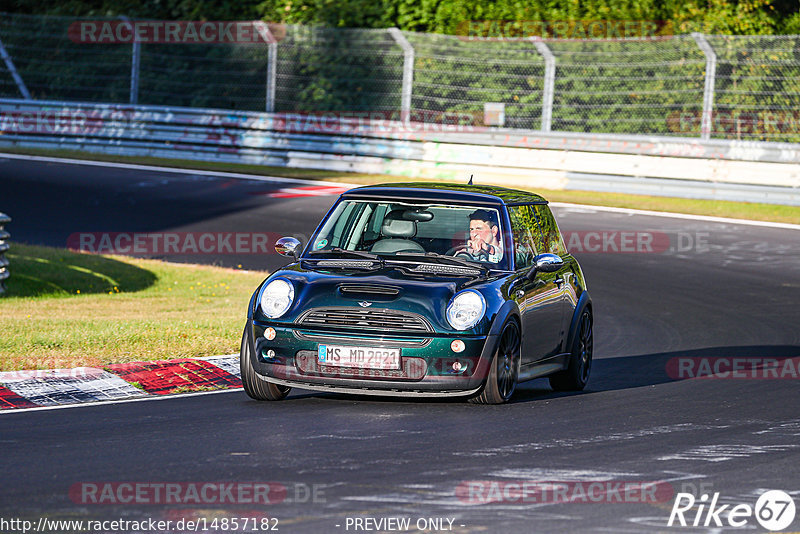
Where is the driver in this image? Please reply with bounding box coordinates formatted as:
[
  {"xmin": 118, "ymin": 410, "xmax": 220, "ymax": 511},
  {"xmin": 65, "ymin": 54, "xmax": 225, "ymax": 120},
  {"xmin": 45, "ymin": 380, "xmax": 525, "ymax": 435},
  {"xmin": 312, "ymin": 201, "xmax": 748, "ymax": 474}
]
[{"xmin": 467, "ymin": 209, "xmax": 503, "ymax": 262}]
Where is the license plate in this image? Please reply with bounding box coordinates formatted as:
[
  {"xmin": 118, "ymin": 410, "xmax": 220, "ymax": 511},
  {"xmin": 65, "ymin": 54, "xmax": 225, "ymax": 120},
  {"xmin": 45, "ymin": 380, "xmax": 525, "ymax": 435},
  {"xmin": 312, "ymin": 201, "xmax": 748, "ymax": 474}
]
[{"xmin": 317, "ymin": 344, "xmax": 401, "ymax": 370}]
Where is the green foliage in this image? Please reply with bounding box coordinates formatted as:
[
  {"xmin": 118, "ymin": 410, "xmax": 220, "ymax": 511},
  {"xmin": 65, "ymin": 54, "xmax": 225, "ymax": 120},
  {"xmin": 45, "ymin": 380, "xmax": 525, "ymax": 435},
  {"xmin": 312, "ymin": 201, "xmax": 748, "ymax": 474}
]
[
  {"xmin": 1, "ymin": 1, "xmax": 797, "ymax": 140},
  {"xmin": 5, "ymin": 0, "xmax": 797, "ymax": 35}
]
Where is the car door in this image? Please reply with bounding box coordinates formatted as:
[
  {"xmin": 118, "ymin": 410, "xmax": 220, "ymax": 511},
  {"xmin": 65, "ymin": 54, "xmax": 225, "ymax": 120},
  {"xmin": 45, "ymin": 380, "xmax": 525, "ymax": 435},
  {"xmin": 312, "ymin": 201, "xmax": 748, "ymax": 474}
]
[
  {"xmin": 508, "ymin": 204, "xmax": 564, "ymax": 365},
  {"xmin": 532, "ymin": 204, "xmax": 572, "ymax": 356}
]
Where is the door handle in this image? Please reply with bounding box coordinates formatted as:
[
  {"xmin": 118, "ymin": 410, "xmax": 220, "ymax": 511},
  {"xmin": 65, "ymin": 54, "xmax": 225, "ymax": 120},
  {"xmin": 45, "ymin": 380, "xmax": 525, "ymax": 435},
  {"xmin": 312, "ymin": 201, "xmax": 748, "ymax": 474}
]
[{"xmin": 554, "ymin": 278, "xmax": 564, "ymax": 287}]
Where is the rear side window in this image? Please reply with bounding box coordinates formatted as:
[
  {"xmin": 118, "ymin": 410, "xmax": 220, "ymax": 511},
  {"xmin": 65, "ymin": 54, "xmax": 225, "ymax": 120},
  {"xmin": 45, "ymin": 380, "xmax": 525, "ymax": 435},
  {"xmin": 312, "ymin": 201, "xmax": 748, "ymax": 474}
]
[
  {"xmin": 507, "ymin": 205, "xmax": 540, "ymax": 269},
  {"xmin": 533, "ymin": 205, "xmax": 568, "ymax": 256}
]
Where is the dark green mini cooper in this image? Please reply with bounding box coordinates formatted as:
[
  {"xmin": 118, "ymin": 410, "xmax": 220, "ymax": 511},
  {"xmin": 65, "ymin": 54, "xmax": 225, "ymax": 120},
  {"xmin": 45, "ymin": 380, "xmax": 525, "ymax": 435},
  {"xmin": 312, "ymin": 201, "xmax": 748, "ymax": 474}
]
[{"xmin": 240, "ymin": 183, "xmax": 592, "ymax": 404}]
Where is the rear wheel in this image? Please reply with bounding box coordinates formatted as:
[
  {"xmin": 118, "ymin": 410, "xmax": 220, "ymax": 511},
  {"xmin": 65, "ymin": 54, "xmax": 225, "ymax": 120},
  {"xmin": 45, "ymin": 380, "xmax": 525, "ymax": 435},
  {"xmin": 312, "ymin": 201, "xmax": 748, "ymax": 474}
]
[
  {"xmin": 470, "ymin": 320, "xmax": 521, "ymax": 404},
  {"xmin": 549, "ymin": 309, "xmax": 593, "ymax": 391},
  {"xmin": 240, "ymin": 327, "xmax": 291, "ymax": 401}
]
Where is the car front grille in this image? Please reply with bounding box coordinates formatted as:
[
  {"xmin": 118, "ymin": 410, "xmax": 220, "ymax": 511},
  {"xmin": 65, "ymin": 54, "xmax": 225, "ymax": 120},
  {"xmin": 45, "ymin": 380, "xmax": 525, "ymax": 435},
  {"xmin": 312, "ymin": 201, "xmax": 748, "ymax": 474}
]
[{"xmin": 297, "ymin": 307, "xmax": 433, "ymax": 333}]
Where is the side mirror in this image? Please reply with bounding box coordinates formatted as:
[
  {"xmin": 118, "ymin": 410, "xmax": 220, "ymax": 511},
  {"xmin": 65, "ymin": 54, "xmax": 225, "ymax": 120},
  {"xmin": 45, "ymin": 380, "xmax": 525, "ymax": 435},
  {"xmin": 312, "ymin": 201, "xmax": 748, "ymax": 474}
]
[
  {"xmin": 534, "ymin": 253, "xmax": 563, "ymax": 272},
  {"xmin": 527, "ymin": 253, "xmax": 563, "ymax": 278},
  {"xmin": 275, "ymin": 237, "xmax": 302, "ymax": 259}
]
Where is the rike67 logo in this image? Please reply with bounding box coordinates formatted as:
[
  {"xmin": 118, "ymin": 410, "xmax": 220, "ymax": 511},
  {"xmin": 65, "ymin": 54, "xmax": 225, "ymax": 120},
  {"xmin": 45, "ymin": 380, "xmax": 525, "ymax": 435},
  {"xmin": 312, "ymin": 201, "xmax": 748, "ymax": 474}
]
[{"xmin": 668, "ymin": 490, "xmax": 796, "ymax": 531}]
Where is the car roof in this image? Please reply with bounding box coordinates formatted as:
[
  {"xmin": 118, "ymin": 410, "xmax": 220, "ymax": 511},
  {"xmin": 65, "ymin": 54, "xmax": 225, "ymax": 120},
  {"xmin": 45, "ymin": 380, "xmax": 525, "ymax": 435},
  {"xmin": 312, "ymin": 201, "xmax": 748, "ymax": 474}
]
[{"xmin": 342, "ymin": 182, "xmax": 548, "ymax": 206}]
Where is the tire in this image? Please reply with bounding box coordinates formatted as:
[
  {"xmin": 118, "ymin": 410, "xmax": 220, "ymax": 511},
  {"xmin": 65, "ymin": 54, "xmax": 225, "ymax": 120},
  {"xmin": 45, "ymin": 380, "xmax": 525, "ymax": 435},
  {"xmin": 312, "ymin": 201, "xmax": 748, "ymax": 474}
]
[
  {"xmin": 470, "ymin": 320, "xmax": 521, "ymax": 404},
  {"xmin": 549, "ymin": 308, "xmax": 593, "ymax": 391},
  {"xmin": 240, "ymin": 326, "xmax": 291, "ymax": 401}
]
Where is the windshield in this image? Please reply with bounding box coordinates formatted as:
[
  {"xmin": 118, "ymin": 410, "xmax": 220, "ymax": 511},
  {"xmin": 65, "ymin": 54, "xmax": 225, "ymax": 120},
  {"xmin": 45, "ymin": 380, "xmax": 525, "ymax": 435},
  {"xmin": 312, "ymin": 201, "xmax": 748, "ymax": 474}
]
[{"xmin": 305, "ymin": 200, "xmax": 510, "ymax": 270}]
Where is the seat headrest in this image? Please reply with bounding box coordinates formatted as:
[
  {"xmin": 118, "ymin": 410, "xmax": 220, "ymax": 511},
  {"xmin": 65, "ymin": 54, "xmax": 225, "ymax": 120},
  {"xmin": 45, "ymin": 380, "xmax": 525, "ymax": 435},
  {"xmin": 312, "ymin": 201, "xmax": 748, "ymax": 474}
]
[{"xmin": 381, "ymin": 210, "xmax": 416, "ymax": 238}]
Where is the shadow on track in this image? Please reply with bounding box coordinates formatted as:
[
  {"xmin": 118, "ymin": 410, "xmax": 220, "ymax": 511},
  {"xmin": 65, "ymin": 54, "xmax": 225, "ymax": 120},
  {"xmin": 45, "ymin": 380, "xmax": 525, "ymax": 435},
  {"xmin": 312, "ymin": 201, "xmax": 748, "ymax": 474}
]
[
  {"xmin": 3, "ymin": 243, "xmax": 157, "ymax": 296},
  {"xmin": 513, "ymin": 344, "xmax": 800, "ymax": 403},
  {"xmin": 237, "ymin": 345, "xmax": 800, "ymax": 406}
]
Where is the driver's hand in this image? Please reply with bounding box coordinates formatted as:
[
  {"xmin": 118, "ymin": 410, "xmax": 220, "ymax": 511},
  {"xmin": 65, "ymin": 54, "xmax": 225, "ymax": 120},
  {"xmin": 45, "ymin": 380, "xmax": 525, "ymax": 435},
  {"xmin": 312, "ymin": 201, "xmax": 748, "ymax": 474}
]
[{"xmin": 468, "ymin": 237, "xmax": 485, "ymax": 254}]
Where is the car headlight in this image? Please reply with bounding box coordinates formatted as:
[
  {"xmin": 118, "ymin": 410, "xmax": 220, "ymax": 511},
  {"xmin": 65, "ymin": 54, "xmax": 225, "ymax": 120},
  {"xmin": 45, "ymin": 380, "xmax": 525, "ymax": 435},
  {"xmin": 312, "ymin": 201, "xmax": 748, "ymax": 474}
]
[
  {"xmin": 446, "ymin": 290, "xmax": 486, "ymax": 330},
  {"xmin": 259, "ymin": 278, "xmax": 294, "ymax": 318}
]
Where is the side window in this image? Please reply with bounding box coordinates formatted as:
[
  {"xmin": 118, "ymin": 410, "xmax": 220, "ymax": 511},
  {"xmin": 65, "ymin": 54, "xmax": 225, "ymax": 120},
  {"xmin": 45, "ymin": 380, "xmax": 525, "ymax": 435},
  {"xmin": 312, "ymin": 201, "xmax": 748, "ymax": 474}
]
[
  {"xmin": 360, "ymin": 203, "xmax": 388, "ymax": 247},
  {"xmin": 507, "ymin": 205, "xmax": 541, "ymax": 269},
  {"xmin": 533, "ymin": 205, "xmax": 568, "ymax": 256},
  {"xmin": 329, "ymin": 202, "xmax": 367, "ymax": 248}
]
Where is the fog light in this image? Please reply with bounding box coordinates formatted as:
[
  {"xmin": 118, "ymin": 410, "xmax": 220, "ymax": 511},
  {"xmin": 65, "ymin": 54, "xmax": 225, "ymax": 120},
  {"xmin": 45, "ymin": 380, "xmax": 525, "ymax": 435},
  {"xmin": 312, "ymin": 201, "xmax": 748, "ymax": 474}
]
[
  {"xmin": 451, "ymin": 339, "xmax": 465, "ymax": 353},
  {"xmin": 266, "ymin": 349, "xmax": 276, "ymax": 358},
  {"xmin": 264, "ymin": 327, "xmax": 276, "ymax": 341},
  {"xmin": 452, "ymin": 361, "xmax": 463, "ymax": 371}
]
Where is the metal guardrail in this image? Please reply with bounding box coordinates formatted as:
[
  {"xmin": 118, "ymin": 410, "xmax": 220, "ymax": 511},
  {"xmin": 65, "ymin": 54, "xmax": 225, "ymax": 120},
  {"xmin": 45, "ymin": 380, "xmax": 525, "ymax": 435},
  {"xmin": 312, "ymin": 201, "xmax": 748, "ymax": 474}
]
[
  {"xmin": 0, "ymin": 98, "xmax": 798, "ymax": 205},
  {"xmin": 0, "ymin": 212, "xmax": 10, "ymax": 295},
  {"xmin": 2, "ymin": 98, "xmax": 799, "ymax": 164}
]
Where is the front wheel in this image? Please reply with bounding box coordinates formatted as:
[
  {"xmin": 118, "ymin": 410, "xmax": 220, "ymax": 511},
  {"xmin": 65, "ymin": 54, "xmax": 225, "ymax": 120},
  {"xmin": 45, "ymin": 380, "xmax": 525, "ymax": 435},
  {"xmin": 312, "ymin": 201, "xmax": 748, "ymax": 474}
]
[
  {"xmin": 549, "ymin": 309, "xmax": 593, "ymax": 391},
  {"xmin": 240, "ymin": 326, "xmax": 291, "ymax": 401},
  {"xmin": 470, "ymin": 320, "xmax": 521, "ymax": 404}
]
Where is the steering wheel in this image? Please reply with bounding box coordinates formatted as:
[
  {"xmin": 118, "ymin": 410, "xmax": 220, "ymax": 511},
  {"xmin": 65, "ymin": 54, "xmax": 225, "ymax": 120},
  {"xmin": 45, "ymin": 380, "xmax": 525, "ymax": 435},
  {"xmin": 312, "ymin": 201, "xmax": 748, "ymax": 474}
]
[{"xmin": 445, "ymin": 244, "xmax": 488, "ymax": 261}]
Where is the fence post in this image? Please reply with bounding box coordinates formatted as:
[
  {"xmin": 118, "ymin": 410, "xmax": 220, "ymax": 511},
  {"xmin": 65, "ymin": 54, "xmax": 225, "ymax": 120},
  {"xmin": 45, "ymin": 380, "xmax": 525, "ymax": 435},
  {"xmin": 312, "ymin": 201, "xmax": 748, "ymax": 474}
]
[
  {"xmin": 130, "ymin": 41, "xmax": 141, "ymax": 104},
  {"xmin": 692, "ymin": 32, "xmax": 716, "ymax": 140},
  {"xmin": 255, "ymin": 22, "xmax": 278, "ymax": 112},
  {"xmin": 388, "ymin": 28, "xmax": 414, "ymax": 124},
  {"xmin": 0, "ymin": 37, "xmax": 31, "ymax": 100},
  {"xmin": 0, "ymin": 213, "xmax": 10, "ymax": 295},
  {"xmin": 266, "ymin": 42, "xmax": 277, "ymax": 112},
  {"xmin": 532, "ymin": 39, "xmax": 555, "ymax": 132},
  {"xmin": 119, "ymin": 17, "xmax": 140, "ymax": 104}
]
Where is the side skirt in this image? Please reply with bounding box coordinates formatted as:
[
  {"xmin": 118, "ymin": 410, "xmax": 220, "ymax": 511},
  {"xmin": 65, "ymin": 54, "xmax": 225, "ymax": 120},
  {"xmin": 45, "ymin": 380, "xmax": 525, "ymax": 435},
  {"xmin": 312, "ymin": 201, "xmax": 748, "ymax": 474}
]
[{"xmin": 518, "ymin": 353, "xmax": 570, "ymax": 382}]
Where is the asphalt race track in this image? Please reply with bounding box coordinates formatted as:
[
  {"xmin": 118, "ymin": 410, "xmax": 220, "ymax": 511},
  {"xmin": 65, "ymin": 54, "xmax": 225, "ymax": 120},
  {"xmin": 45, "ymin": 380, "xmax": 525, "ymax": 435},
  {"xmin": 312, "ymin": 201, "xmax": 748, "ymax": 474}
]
[{"xmin": 1, "ymin": 155, "xmax": 799, "ymax": 533}]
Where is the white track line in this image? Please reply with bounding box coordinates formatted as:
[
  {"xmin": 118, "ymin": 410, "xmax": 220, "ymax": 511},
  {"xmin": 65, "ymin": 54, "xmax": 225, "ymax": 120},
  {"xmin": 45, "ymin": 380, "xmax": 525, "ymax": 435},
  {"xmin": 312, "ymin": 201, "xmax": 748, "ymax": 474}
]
[
  {"xmin": 2, "ymin": 152, "xmax": 797, "ymax": 230},
  {"xmin": 551, "ymin": 202, "xmax": 800, "ymax": 231}
]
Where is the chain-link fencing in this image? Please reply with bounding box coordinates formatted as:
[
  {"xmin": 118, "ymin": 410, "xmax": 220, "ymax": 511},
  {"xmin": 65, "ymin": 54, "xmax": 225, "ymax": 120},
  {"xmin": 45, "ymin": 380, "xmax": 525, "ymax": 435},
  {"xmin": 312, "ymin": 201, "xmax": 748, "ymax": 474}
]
[{"xmin": 1, "ymin": 12, "xmax": 798, "ymax": 142}]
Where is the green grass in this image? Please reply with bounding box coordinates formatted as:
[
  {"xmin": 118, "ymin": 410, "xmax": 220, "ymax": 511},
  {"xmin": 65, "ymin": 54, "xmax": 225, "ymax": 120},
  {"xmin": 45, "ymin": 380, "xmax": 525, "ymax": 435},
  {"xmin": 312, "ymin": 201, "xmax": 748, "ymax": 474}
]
[
  {"xmin": 0, "ymin": 244, "xmax": 266, "ymax": 372},
  {"xmin": 3, "ymin": 146, "xmax": 798, "ymax": 224},
  {"xmin": 533, "ymin": 189, "xmax": 800, "ymax": 225}
]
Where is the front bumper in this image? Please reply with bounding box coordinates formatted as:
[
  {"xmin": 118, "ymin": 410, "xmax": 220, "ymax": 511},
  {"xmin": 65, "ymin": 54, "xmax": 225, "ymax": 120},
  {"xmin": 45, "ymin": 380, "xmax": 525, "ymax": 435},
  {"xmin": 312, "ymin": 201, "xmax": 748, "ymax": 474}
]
[{"xmin": 246, "ymin": 320, "xmax": 496, "ymax": 396}]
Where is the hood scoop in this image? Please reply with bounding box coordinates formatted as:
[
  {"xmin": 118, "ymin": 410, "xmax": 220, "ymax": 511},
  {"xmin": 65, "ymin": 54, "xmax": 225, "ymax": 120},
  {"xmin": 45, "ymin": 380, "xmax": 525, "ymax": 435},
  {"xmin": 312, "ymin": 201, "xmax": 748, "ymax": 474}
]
[{"xmin": 338, "ymin": 284, "xmax": 401, "ymax": 300}]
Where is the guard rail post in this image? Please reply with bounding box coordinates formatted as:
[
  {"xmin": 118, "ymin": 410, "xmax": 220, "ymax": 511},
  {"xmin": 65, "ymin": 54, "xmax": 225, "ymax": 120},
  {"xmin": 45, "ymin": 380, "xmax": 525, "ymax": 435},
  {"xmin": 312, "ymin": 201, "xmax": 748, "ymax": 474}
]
[
  {"xmin": 0, "ymin": 213, "xmax": 10, "ymax": 295},
  {"xmin": 388, "ymin": 28, "xmax": 414, "ymax": 125},
  {"xmin": 254, "ymin": 22, "xmax": 278, "ymax": 112},
  {"xmin": 531, "ymin": 38, "xmax": 555, "ymax": 132},
  {"xmin": 0, "ymin": 37, "xmax": 31, "ymax": 100},
  {"xmin": 119, "ymin": 16, "xmax": 141, "ymax": 105},
  {"xmin": 692, "ymin": 32, "xmax": 717, "ymax": 141}
]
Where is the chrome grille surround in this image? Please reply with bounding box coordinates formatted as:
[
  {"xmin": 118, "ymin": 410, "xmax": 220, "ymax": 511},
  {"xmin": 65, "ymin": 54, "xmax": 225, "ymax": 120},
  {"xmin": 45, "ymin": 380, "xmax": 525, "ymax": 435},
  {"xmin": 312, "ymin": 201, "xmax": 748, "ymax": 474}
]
[
  {"xmin": 293, "ymin": 331, "xmax": 431, "ymax": 348},
  {"xmin": 296, "ymin": 306, "xmax": 433, "ymax": 333}
]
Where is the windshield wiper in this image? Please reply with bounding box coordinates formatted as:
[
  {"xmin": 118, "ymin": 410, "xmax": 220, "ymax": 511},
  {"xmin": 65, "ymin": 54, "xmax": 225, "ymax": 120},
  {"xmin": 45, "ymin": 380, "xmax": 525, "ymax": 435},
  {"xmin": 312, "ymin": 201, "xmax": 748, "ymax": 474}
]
[
  {"xmin": 394, "ymin": 252, "xmax": 489, "ymax": 273},
  {"xmin": 305, "ymin": 247, "xmax": 384, "ymax": 264}
]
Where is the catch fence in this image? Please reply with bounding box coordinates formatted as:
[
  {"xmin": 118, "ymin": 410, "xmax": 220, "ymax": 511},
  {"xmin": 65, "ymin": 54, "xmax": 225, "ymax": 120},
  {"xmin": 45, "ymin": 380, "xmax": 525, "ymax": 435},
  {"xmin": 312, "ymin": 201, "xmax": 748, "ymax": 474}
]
[{"xmin": 1, "ymin": 13, "xmax": 799, "ymax": 142}]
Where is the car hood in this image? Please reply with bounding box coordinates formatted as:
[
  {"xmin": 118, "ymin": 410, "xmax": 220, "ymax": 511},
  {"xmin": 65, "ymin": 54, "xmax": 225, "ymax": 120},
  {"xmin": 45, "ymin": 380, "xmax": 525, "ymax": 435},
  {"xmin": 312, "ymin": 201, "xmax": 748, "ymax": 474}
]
[{"xmin": 258, "ymin": 263, "xmax": 510, "ymax": 334}]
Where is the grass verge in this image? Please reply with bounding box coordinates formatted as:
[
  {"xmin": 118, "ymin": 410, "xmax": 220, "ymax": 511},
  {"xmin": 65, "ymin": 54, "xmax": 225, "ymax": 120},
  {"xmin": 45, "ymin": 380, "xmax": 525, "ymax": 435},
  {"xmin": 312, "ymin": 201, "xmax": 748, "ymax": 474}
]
[
  {"xmin": 0, "ymin": 243, "xmax": 266, "ymax": 372},
  {"xmin": 3, "ymin": 147, "xmax": 799, "ymax": 225}
]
